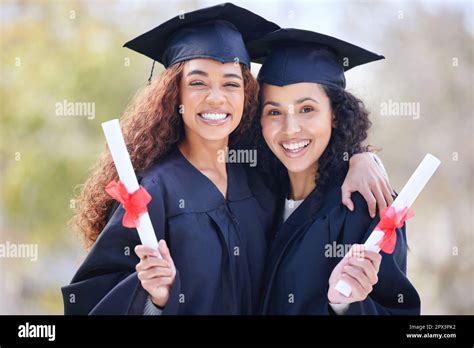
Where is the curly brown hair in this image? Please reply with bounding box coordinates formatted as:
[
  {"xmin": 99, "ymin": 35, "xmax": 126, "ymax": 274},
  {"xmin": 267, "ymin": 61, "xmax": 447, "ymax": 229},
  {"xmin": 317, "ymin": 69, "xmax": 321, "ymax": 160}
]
[
  {"xmin": 249, "ymin": 84, "xmax": 372, "ymax": 198},
  {"xmin": 72, "ymin": 62, "xmax": 259, "ymax": 248}
]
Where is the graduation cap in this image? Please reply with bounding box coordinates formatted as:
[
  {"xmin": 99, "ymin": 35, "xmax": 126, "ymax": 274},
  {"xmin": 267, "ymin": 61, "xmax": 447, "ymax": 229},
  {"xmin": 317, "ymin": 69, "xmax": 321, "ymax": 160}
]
[
  {"xmin": 123, "ymin": 2, "xmax": 280, "ymax": 72},
  {"xmin": 247, "ymin": 28, "xmax": 384, "ymax": 89}
]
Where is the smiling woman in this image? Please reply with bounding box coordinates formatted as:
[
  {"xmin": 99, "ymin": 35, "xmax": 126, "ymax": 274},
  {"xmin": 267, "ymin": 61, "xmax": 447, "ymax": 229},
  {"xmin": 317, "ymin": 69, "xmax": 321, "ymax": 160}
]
[
  {"xmin": 179, "ymin": 59, "xmax": 251, "ymax": 197},
  {"xmin": 180, "ymin": 59, "xmax": 245, "ymax": 142},
  {"xmin": 248, "ymin": 28, "xmax": 420, "ymax": 315},
  {"xmin": 261, "ymin": 83, "xmax": 334, "ymax": 176}
]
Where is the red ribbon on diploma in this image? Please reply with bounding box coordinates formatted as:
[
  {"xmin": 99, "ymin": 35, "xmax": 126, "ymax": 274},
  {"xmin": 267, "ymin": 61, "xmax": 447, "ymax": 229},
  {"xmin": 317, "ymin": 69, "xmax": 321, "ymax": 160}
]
[
  {"xmin": 376, "ymin": 206, "xmax": 414, "ymax": 254},
  {"xmin": 105, "ymin": 180, "xmax": 151, "ymax": 228}
]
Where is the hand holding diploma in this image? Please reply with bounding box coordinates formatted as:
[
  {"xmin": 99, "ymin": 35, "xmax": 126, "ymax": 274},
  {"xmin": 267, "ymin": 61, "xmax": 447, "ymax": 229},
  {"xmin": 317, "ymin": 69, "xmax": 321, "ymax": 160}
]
[
  {"xmin": 334, "ymin": 154, "xmax": 441, "ymax": 297},
  {"xmin": 135, "ymin": 241, "xmax": 177, "ymax": 308},
  {"xmin": 328, "ymin": 244, "xmax": 382, "ymax": 305},
  {"xmin": 102, "ymin": 119, "xmax": 173, "ymax": 306}
]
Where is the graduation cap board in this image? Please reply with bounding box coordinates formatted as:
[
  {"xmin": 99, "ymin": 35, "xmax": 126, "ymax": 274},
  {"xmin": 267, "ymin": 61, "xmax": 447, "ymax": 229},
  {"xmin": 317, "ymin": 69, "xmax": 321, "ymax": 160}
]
[
  {"xmin": 247, "ymin": 28, "xmax": 385, "ymax": 89},
  {"xmin": 123, "ymin": 3, "xmax": 280, "ymax": 69}
]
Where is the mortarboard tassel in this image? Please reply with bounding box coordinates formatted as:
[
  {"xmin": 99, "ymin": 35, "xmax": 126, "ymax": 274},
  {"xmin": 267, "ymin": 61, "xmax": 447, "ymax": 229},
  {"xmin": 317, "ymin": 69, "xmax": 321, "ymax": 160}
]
[{"xmin": 147, "ymin": 60, "xmax": 156, "ymax": 85}]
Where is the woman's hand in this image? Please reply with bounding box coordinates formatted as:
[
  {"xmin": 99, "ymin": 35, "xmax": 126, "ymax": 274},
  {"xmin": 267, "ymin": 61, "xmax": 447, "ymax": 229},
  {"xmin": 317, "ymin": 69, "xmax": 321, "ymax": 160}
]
[
  {"xmin": 328, "ymin": 244, "xmax": 382, "ymax": 304},
  {"xmin": 342, "ymin": 152, "xmax": 394, "ymax": 218},
  {"xmin": 135, "ymin": 240, "xmax": 176, "ymax": 308}
]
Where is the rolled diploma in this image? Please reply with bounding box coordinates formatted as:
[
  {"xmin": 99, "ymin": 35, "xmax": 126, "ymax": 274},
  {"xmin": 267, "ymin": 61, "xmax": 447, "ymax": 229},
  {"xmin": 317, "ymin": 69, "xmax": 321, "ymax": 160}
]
[
  {"xmin": 335, "ymin": 153, "xmax": 441, "ymax": 297},
  {"xmin": 102, "ymin": 119, "xmax": 160, "ymax": 252}
]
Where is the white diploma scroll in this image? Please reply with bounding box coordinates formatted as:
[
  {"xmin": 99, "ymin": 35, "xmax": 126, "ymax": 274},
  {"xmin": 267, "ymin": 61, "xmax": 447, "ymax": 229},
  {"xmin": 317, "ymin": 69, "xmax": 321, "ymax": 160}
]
[
  {"xmin": 102, "ymin": 119, "xmax": 160, "ymax": 252},
  {"xmin": 335, "ymin": 153, "xmax": 441, "ymax": 297}
]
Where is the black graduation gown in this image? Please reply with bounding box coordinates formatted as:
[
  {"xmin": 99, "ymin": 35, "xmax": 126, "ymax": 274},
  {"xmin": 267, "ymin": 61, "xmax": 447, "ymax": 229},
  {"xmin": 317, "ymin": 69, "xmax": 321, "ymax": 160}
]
[
  {"xmin": 62, "ymin": 148, "xmax": 277, "ymax": 315},
  {"xmin": 260, "ymin": 184, "xmax": 421, "ymax": 315}
]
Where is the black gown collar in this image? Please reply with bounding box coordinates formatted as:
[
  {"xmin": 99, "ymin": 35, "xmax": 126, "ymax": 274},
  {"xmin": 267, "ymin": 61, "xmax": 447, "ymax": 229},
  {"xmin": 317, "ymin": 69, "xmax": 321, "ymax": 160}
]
[
  {"xmin": 138, "ymin": 147, "xmax": 254, "ymax": 213},
  {"xmin": 175, "ymin": 147, "xmax": 253, "ymax": 201}
]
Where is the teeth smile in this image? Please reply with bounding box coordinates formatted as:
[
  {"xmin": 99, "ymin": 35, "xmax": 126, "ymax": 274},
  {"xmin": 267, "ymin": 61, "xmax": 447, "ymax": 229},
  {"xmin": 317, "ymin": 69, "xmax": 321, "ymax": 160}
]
[
  {"xmin": 281, "ymin": 140, "xmax": 311, "ymax": 152},
  {"xmin": 200, "ymin": 113, "xmax": 228, "ymax": 120}
]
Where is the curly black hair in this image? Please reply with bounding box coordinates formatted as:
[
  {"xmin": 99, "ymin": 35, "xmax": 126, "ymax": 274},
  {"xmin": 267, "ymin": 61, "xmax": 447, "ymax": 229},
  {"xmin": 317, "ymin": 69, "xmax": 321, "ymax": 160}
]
[{"xmin": 240, "ymin": 84, "xmax": 372, "ymax": 200}]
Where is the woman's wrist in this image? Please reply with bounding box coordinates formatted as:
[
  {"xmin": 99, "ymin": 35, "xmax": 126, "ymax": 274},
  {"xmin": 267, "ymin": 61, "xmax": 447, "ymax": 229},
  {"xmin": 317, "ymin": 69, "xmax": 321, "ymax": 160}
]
[{"xmin": 151, "ymin": 296, "xmax": 165, "ymax": 310}]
